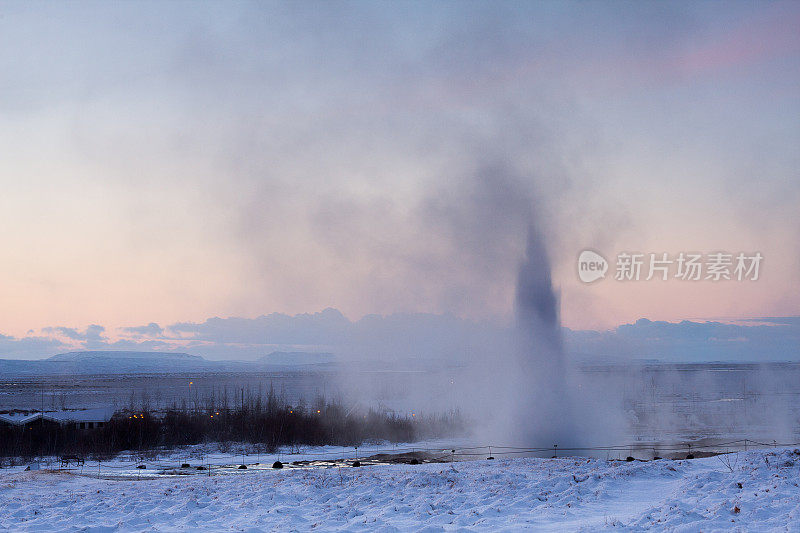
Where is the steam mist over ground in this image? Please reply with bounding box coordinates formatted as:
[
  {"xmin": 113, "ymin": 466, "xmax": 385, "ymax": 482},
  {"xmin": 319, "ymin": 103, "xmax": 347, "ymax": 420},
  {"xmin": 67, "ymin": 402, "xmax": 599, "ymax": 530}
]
[{"xmin": 330, "ymin": 164, "xmax": 615, "ymax": 448}]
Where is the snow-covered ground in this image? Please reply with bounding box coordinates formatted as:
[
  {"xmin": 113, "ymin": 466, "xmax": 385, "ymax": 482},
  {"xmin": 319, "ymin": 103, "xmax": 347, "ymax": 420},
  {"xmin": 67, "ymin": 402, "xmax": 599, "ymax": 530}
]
[{"xmin": 1, "ymin": 447, "xmax": 799, "ymax": 531}]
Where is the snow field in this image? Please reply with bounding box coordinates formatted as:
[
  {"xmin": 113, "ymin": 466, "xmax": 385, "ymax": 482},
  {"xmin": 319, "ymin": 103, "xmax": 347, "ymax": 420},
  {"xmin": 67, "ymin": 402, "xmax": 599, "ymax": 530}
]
[{"xmin": 1, "ymin": 448, "xmax": 799, "ymax": 531}]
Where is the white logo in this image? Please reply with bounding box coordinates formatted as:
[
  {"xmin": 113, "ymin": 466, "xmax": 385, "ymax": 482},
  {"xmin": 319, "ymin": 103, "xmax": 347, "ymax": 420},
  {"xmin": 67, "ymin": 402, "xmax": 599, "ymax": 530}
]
[{"xmin": 578, "ymin": 250, "xmax": 608, "ymax": 283}]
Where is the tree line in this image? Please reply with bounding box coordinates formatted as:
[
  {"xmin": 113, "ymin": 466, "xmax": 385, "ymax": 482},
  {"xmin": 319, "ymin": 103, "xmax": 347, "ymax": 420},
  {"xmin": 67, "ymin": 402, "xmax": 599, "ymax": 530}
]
[{"xmin": 0, "ymin": 389, "xmax": 463, "ymax": 460}]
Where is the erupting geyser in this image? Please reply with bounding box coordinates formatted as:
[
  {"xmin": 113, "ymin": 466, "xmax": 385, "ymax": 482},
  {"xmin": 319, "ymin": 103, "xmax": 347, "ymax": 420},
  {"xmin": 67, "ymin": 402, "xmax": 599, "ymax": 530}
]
[{"xmin": 511, "ymin": 225, "xmax": 577, "ymax": 447}]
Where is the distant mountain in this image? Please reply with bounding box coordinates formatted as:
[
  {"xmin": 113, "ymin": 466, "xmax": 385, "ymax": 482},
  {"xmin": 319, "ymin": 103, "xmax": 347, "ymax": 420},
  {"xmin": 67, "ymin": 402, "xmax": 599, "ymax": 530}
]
[
  {"xmin": 0, "ymin": 350, "xmax": 339, "ymax": 376},
  {"xmin": 258, "ymin": 351, "xmax": 335, "ymax": 366},
  {"xmin": 47, "ymin": 351, "xmax": 203, "ymax": 362},
  {"xmin": 0, "ymin": 351, "xmax": 216, "ymax": 375}
]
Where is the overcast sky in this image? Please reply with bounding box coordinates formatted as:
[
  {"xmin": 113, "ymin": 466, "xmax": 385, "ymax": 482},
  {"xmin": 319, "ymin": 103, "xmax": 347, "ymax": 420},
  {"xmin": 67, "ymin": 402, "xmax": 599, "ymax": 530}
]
[{"xmin": 1, "ymin": 1, "xmax": 798, "ymax": 348}]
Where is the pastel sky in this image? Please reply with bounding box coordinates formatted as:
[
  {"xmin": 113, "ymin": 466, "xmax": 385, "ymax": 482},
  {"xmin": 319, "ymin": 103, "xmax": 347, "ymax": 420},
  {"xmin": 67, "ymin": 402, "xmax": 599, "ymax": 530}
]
[{"xmin": 1, "ymin": 1, "xmax": 798, "ymax": 344}]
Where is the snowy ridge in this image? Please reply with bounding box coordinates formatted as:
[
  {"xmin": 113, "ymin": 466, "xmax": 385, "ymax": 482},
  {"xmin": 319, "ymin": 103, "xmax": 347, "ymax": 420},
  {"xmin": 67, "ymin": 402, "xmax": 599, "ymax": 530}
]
[{"xmin": 1, "ymin": 448, "xmax": 799, "ymax": 531}]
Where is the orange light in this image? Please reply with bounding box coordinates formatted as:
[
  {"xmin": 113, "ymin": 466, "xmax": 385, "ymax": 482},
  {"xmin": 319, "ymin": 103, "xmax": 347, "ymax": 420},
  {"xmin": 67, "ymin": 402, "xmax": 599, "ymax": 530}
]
[{"xmin": 317, "ymin": 410, "xmax": 321, "ymax": 414}]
